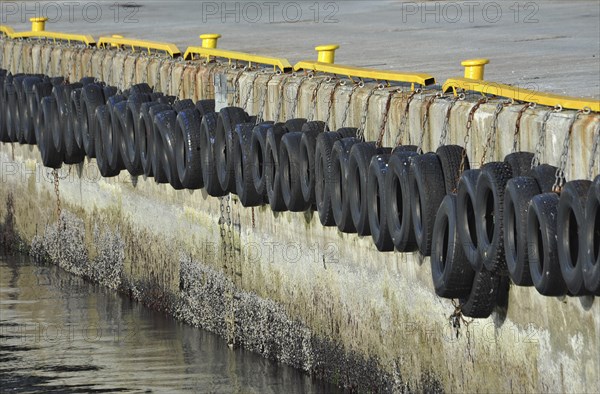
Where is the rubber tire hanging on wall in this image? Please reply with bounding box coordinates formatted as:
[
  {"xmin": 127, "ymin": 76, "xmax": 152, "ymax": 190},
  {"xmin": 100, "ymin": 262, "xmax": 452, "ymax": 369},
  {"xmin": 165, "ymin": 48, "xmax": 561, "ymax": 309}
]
[
  {"xmin": 195, "ymin": 99, "xmax": 215, "ymax": 117},
  {"xmin": 299, "ymin": 122, "xmax": 327, "ymax": 207},
  {"xmin": 527, "ymin": 193, "xmax": 568, "ymax": 296},
  {"xmin": 436, "ymin": 145, "xmax": 470, "ymax": 194},
  {"xmin": 557, "ymin": 180, "xmax": 592, "ymax": 296},
  {"xmin": 21, "ymin": 76, "xmax": 44, "ymax": 144},
  {"xmin": 475, "ymin": 161, "xmax": 514, "ymax": 274},
  {"xmin": 385, "ymin": 149, "xmax": 419, "ymax": 252},
  {"xmin": 61, "ymin": 83, "xmax": 85, "ymax": 164},
  {"xmin": 367, "ymin": 154, "xmax": 394, "ymax": 251},
  {"xmin": 233, "ymin": 122, "xmax": 263, "ymax": 207},
  {"xmin": 264, "ymin": 123, "xmax": 288, "ymax": 211},
  {"xmin": 154, "ymin": 109, "xmax": 184, "ymax": 190},
  {"xmin": 459, "ymin": 267, "xmax": 505, "ymax": 319},
  {"xmin": 139, "ymin": 102, "xmax": 167, "ymax": 178},
  {"xmin": 280, "ymin": 132, "xmax": 310, "ymax": 211},
  {"xmin": 215, "ymin": 107, "xmax": 249, "ymax": 193},
  {"xmin": 331, "ymin": 137, "xmax": 360, "ymax": 233},
  {"xmin": 80, "ymin": 83, "xmax": 106, "ymax": 158},
  {"xmin": 504, "ymin": 152, "xmax": 535, "ymax": 177},
  {"xmin": 120, "ymin": 93, "xmax": 151, "ymax": 176},
  {"xmin": 250, "ymin": 122, "xmax": 276, "ymax": 200},
  {"xmin": 409, "ymin": 152, "xmax": 446, "ymax": 256},
  {"xmin": 5, "ymin": 81, "xmax": 18, "ymax": 142},
  {"xmin": 503, "ymin": 176, "xmax": 541, "ymax": 286},
  {"xmin": 457, "ymin": 169, "xmax": 482, "ymax": 271},
  {"xmin": 94, "ymin": 105, "xmax": 121, "ymax": 178},
  {"xmin": 148, "ymin": 104, "xmax": 173, "ymax": 184},
  {"xmin": 39, "ymin": 96, "xmax": 62, "ymax": 169},
  {"xmin": 105, "ymin": 96, "xmax": 128, "ymax": 172},
  {"xmin": 175, "ymin": 108, "xmax": 204, "ymax": 189},
  {"xmin": 431, "ymin": 194, "xmax": 476, "ymax": 299},
  {"xmin": 200, "ymin": 112, "xmax": 227, "ymax": 197},
  {"xmin": 32, "ymin": 81, "xmax": 53, "ymax": 145},
  {"xmin": 315, "ymin": 132, "xmax": 344, "ymax": 226},
  {"xmin": 347, "ymin": 142, "xmax": 380, "ymax": 235},
  {"xmin": 583, "ymin": 176, "xmax": 600, "ymax": 294},
  {"xmin": 12, "ymin": 75, "xmax": 27, "ymax": 144}
]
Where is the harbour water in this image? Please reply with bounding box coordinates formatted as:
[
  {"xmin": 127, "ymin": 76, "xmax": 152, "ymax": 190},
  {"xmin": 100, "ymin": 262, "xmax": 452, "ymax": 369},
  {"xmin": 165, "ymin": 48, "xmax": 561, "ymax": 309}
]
[{"xmin": 0, "ymin": 254, "xmax": 339, "ymax": 393}]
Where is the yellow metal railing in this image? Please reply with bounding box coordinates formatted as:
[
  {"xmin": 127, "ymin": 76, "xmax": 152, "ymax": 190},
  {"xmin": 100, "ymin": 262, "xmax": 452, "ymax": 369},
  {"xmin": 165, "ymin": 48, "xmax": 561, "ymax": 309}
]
[
  {"xmin": 443, "ymin": 59, "xmax": 599, "ymax": 112},
  {"xmin": 2, "ymin": 18, "xmax": 95, "ymax": 46},
  {"xmin": 97, "ymin": 35, "xmax": 181, "ymax": 58},
  {"xmin": 183, "ymin": 34, "xmax": 293, "ymax": 72},
  {"xmin": 293, "ymin": 45, "xmax": 436, "ymax": 88}
]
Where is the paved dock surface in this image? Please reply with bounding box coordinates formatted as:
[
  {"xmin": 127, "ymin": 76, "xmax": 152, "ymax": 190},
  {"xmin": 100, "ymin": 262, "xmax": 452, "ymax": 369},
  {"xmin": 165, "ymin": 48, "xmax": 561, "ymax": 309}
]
[{"xmin": 2, "ymin": 0, "xmax": 599, "ymax": 98}]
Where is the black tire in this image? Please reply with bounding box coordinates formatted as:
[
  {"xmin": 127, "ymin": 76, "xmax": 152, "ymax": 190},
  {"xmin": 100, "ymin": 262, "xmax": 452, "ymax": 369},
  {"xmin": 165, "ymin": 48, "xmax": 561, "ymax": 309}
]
[
  {"xmin": 103, "ymin": 86, "xmax": 118, "ymax": 102},
  {"xmin": 348, "ymin": 142, "xmax": 381, "ymax": 235},
  {"xmin": 148, "ymin": 104, "xmax": 173, "ymax": 184},
  {"xmin": 315, "ymin": 132, "xmax": 344, "ymax": 225},
  {"xmin": 302, "ymin": 121, "xmax": 328, "ymax": 134},
  {"xmin": 475, "ymin": 162, "xmax": 514, "ymax": 274},
  {"xmin": 79, "ymin": 77, "xmax": 96, "ymax": 86},
  {"xmin": 216, "ymin": 107, "xmax": 249, "ymax": 193},
  {"xmin": 61, "ymin": 83, "xmax": 85, "ymax": 164},
  {"xmin": 504, "ymin": 151, "xmax": 535, "ymax": 177},
  {"xmin": 154, "ymin": 109, "xmax": 184, "ymax": 189},
  {"xmin": 386, "ymin": 150, "xmax": 419, "ymax": 252},
  {"xmin": 367, "ymin": 154, "xmax": 394, "ymax": 251},
  {"xmin": 200, "ymin": 112, "xmax": 227, "ymax": 196},
  {"xmin": 527, "ymin": 193, "xmax": 568, "ymax": 296},
  {"xmin": 105, "ymin": 96, "xmax": 127, "ymax": 172},
  {"xmin": 94, "ymin": 105, "xmax": 121, "ymax": 177},
  {"xmin": 12, "ymin": 75, "xmax": 27, "ymax": 143},
  {"xmin": 265, "ymin": 123, "xmax": 288, "ymax": 211},
  {"xmin": 299, "ymin": 125, "xmax": 325, "ymax": 206},
  {"xmin": 21, "ymin": 76, "xmax": 43, "ymax": 144},
  {"xmin": 139, "ymin": 102, "xmax": 166, "ymax": 178},
  {"xmin": 250, "ymin": 122, "xmax": 275, "ymax": 199},
  {"xmin": 431, "ymin": 194, "xmax": 476, "ymax": 298},
  {"xmin": 175, "ymin": 108, "xmax": 204, "ymax": 189},
  {"xmin": 459, "ymin": 267, "xmax": 505, "ymax": 318},
  {"xmin": 121, "ymin": 94, "xmax": 150, "ymax": 176},
  {"xmin": 195, "ymin": 99, "xmax": 215, "ymax": 117},
  {"xmin": 409, "ymin": 152, "xmax": 446, "ymax": 256},
  {"xmin": 337, "ymin": 127, "xmax": 358, "ymax": 138},
  {"xmin": 50, "ymin": 85, "xmax": 69, "ymax": 159},
  {"xmin": 39, "ymin": 96, "xmax": 62, "ymax": 169},
  {"xmin": 557, "ymin": 180, "xmax": 592, "ymax": 296},
  {"xmin": 0, "ymin": 75, "xmax": 11, "ymax": 142},
  {"xmin": 5, "ymin": 82, "xmax": 18, "ymax": 142},
  {"xmin": 233, "ymin": 122, "xmax": 263, "ymax": 207},
  {"xmin": 503, "ymin": 176, "xmax": 541, "ymax": 286},
  {"xmin": 173, "ymin": 99, "xmax": 195, "ymax": 113},
  {"xmin": 528, "ymin": 164, "xmax": 558, "ymax": 194},
  {"xmin": 457, "ymin": 169, "xmax": 482, "ymax": 271},
  {"xmin": 32, "ymin": 81, "xmax": 54, "ymax": 145},
  {"xmin": 280, "ymin": 132, "xmax": 310, "ymax": 211},
  {"xmin": 158, "ymin": 95, "xmax": 176, "ymax": 105},
  {"xmin": 583, "ymin": 176, "xmax": 600, "ymax": 294},
  {"xmin": 128, "ymin": 83, "xmax": 153, "ymax": 95},
  {"xmin": 80, "ymin": 83, "xmax": 106, "ymax": 158},
  {"xmin": 70, "ymin": 88, "xmax": 84, "ymax": 150},
  {"xmin": 331, "ymin": 137, "xmax": 360, "ymax": 233},
  {"xmin": 284, "ymin": 118, "xmax": 307, "ymax": 133},
  {"xmin": 436, "ymin": 145, "xmax": 470, "ymax": 194}
]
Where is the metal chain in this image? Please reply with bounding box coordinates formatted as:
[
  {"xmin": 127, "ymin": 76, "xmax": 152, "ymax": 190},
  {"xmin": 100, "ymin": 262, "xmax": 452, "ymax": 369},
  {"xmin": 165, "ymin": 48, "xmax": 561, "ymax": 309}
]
[
  {"xmin": 513, "ymin": 102, "xmax": 535, "ymax": 152},
  {"xmin": 16, "ymin": 41, "xmax": 24, "ymax": 74},
  {"xmin": 531, "ymin": 106, "xmax": 562, "ymax": 169},
  {"xmin": 191, "ymin": 64, "xmax": 199, "ymax": 101},
  {"xmin": 341, "ymin": 83, "xmax": 360, "ymax": 128},
  {"xmin": 357, "ymin": 84, "xmax": 382, "ymax": 141},
  {"xmin": 273, "ymin": 73, "xmax": 292, "ymax": 123},
  {"xmin": 256, "ymin": 72, "xmax": 278, "ymax": 124},
  {"xmin": 589, "ymin": 122, "xmax": 600, "ymax": 179},
  {"xmin": 376, "ymin": 89, "xmax": 396, "ymax": 148},
  {"xmin": 52, "ymin": 170, "xmax": 61, "ymax": 227},
  {"xmin": 308, "ymin": 77, "xmax": 329, "ymax": 121},
  {"xmin": 395, "ymin": 89, "xmax": 418, "ymax": 146},
  {"xmin": 173, "ymin": 62, "xmax": 188, "ymax": 101},
  {"xmin": 164, "ymin": 58, "xmax": 176, "ymax": 95},
  {"xmin": 43, "ymin": 43, "xmax": 53, "ymax": 76},
  {"xmin": 289, "ymin": 75, "xmax": 309, "ymax": 120},
  {"xmin": 232, "ymin": 68, "xmax": 246, "ymax": 106},
  {"xmin": 323, "ymin": 80, "xmax": 342, "ymax": 131},
  {"xmin": 55, "ymin": 42, "xmax": 64, "ymax": 78},
  {"xmin": 128, "ymin": 52, "xmax": 143, "ymax": 90},
  {"xmin": 154, "ymin": 57, "xmax": 166, "ymax": 92},
  {"xmin": 438, "ymin": 94, "xmax": 463, "ymax": 147},
  {"xmin": 553, "ymin": 110, "xmax": 583, "ymax": 192},
  {"xmin": 480, "ymin": 100, "xmax": 510, "ymax": 166},
  {"xmin": 242, "ymin": 70, "xmax": 263, "ymax": 111},
  {"xmin": 117, "ymin": 51, "xmax": 128, "ymax": 90},
  {"xmin": 456, "ymin": 97, "xmax": 489, "ymax": 190},
  {"xmin": 418, "ymin": 94, "xmax": 438, "ymax": 153}
]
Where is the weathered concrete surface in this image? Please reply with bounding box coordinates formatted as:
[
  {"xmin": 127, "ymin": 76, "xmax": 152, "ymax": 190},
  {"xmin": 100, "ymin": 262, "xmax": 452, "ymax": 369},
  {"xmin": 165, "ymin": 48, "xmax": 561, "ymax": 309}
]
[
  {"xmin": 1, "ymin": 40, "xmax": 600, "ymax": 392},
  {"xmin": 2, "ymin": 0, "xmax": 599, "ymax": 98}
]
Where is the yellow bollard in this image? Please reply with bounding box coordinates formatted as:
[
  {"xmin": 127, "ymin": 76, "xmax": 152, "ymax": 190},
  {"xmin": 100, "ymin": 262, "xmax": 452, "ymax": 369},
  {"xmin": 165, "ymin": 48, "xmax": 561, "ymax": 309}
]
[
  {"xmin": 200, "ymin": 34, "xmax": 221, "ymax": 49},
  {"xmin": 315, "ymin": 44, "xmax": 339, "ymax": 64},
  {"xmin": 461, "ymin": 58, "xmax": 489, "ymax": 80},
  {"xmin": 30, "ymin": 17, "xmax": 48, "ymax": 32}
]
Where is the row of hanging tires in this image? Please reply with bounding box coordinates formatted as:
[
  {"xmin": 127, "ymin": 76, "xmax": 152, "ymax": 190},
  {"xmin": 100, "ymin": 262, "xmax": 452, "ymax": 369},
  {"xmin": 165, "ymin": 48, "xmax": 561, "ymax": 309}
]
[{"xmin": 1, "ymin": 69, "xmax": 598, "ymax": 318}]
